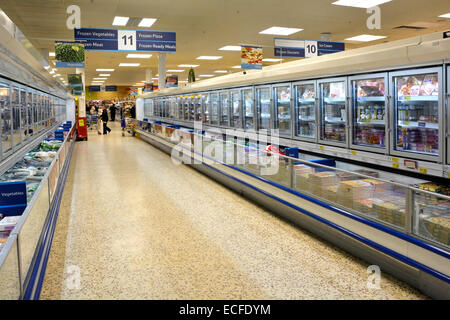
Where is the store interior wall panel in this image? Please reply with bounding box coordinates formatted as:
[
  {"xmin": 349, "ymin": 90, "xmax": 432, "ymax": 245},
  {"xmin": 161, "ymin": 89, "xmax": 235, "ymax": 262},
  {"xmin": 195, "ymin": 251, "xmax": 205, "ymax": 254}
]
[{"xmin": 0, "ymin": 234, "xmax": 21, "ymax": 300}]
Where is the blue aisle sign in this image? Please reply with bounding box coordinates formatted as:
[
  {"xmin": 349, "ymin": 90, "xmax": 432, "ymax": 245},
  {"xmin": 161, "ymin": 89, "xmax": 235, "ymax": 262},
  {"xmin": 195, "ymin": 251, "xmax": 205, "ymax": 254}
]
[
  {"xmin": 274, "ymin": 38, "xmax": 344, "ymax": 58},
  {"xmin": 0, "ymin": 181, "xmax": 27, "ymax": 216},
  {"xmin": 74, "ymin": 28, "xmax": 176, "ymax": 52},
  {"xmin": 105, "ymin": 85, "xmax": 117, "ymax": 92},
  {"xmin": 89, "ymin": 86, "xmax": 101, "ymax": 92}
]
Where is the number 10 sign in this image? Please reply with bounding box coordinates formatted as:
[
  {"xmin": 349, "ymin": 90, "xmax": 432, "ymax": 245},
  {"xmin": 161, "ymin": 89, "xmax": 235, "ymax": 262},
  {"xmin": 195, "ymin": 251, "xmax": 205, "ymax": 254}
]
[
  {"xmin": 274, "ymin": 38, "xmax": 344, "ymax": 59},
  {"xmin": 74, "ymin": 28, "xmax": 176, "ymax": 52}
]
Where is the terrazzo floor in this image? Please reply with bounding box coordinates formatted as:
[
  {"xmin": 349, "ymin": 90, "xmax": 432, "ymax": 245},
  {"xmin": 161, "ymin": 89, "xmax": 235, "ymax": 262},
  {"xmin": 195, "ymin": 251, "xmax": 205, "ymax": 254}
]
[{"xmin": 40, "ymin": 122, "xmax": 427, "ymax": 300}]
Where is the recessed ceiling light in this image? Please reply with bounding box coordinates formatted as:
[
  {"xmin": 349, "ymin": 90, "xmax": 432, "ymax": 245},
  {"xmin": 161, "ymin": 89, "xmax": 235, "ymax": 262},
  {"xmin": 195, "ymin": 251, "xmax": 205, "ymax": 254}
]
[
  {"xmin": 44, "ymin": 66, "xmax": 50, "ymax": 70},
  {"xmin": 259, "ymin": 26, "xmax": 303, "ymax": 36},
  {"xmin": 214, "ymin": 70, "xmax": 228, "ymax": 73},
  {"xmin": 96, "ymin": 69, "xmax": 115, "ymax": 71},
  {"xmin": 332, "ymin": 0, "xmax": 392, "ymax": 8},
  {"xmin": 199, "ymin": 74, "xmax": 214, "ymax": 77},
  {"xmin": 439, "ymin": 13, "xmax": 450, "ymax": 18},
  {"xmin": 219, "ymin": 46, "xmax": 241, "ymax": 51},
  {"xmin": 152, "ymin": 77, "xmax": 158, "ymax": 80},
  {"xmin": 262, "ymin": 58, "xmax": 282, "ymax": 62},
  {"xmin": 49, "ymin": 52, "xmax": 55, "ymax": 57},
  {"xmin": 93, "ymin": 78, "xmax": 107, "ymax": 80},
  {"xmin": 231, "ymin": 65, "xmax": 241, "ymax": 69},
  {"xmin": 113, "ymin": 16, "xmax": 129, "ymax": 26},
  {"xmin": 196, "ymin": 56, "xmax": 223, "ymax": 60},
  {"xmin": 345, "ymin": 34, "xmax": 387, "ymax": 41},
  {"xmin": 167, "ymin": 69, "xmax": 184, "ymax": 72},
  {"xmin": 126, "ymin": 53, "xmax": 152, "ymax": 58},
  {"xmin": 138, "ymin": 18, "xmax": 157, "ymax": 27},
  {"xmin": 119, "ymin": 63, "xmax": 140, "ymax": 67},
  {"xmin": 178, "ymin": 64, "xmax": 199, "ymax": 68},
  {"xmin": 99, "ymin": 74, "xmax": 110, "ymax": 76}
]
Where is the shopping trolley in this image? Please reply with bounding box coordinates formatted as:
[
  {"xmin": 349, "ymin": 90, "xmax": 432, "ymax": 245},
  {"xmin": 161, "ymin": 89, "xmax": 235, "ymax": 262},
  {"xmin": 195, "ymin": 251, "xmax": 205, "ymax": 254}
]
[
  {"xmin": 121, "ymin": 116, "xmax": 135, "ymax": 136},
  {"xmin": 87, "ymin": 114, "xmax": 98, "ymax": 130}
]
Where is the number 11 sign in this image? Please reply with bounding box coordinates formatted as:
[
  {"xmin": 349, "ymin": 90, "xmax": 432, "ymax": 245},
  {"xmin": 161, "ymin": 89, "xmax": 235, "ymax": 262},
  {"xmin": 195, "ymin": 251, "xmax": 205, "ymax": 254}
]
[{"xmin": 74, "ymin": 28, "xmax": 176, "ymax": 52}]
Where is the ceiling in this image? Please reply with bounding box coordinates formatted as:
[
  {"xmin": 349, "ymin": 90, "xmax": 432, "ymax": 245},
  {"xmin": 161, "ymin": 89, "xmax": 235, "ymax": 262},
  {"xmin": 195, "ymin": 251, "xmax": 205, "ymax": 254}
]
[{"xmin": 0, "ymin": 0, "xmax": 449, "ymax": 88}]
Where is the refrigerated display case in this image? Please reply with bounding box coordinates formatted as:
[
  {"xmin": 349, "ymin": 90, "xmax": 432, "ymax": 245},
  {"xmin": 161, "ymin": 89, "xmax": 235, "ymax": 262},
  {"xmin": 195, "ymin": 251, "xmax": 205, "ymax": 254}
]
[
  {"xmin": 203, "ymin": 93, "xmax": 210, "ymax": 124},
  {"xmin": 294, "ymin": 81, "xmax": 317, "ymax": 141},
  {"xmin": 26, "ymin": 90, "xmax": 33, "ymax": 136},
  {"xmin": 183, "ymin": 96, "xmax": 189, "ymax": 120},
  {"xmin": 220, "ymin": 91, "xmax": 230, "ymax": 127},
  {"xmin": 11, "ymin": 86, "xmax": 20, "ymax": 148},
  {"xmin": 448, "ymin": 65, "xmax": 450, "ymax": 165},
  {"xmin": 256, "ymin": 86, "xmax": 272, "ymax": 132},
  {"xmin": 390, "ymin": 67, "xmax": 442, "ymax": 161},
  {"xmin": 231, "ymin": 89, "xmax": 242, "ymax": 128},
  {"xmin": 20, "ymin": 89, "xmax": 27, "ymax": 142},
  {"xmin": 210, "ymin": 92, "xmax": 219, "ymax": 125},
  {"xmin": 350, "ymin": 73, "xmax": 388, "ymax": 152},
  {"xmin": 177, "ymin": 96, "xmax": 183, "ymax": 119},
  {"xmin": 274, "ymin": 84, "xmax": 292, "ymax": 137},
  {"xmin": 243, "ymin": 88, "xmax": 254, "ymax": 130},
  {"xmin": 169, "ymin": 97, "xmax": 176, "ymax": 119},
  {"xmin": 319, "ymin": 78, "xmax": 348, "ymax": 146}
]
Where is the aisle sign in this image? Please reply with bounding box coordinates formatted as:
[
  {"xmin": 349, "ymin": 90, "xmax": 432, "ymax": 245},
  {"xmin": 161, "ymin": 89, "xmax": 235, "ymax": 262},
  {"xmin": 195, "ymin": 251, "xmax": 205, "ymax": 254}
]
[
  {"xmin": 74, "ymin": 28, "xmax": 176, "ymax": 52},
  {"xmin": 105, "ymin": 85, "xmax": 117, "ymax": 92},
  {"xmin": 54, "ymin": 41, "xmax": 85, "ymax": 68},
  {"xmin": 274, "ymin": 38, "xmax": 345, "ymax": 58},
  {"xmin": 0, "ymin": 181, "xmax": 27, "ymax": 217}
]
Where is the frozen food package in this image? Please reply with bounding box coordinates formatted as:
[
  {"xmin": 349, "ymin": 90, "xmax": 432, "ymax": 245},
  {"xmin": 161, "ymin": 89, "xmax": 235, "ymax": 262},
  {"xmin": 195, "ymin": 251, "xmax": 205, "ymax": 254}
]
[
  {"xmin": 329, "ymin": 82, "xmax": 345, "ymax": 99},
  {"xmin": 420, "ymin": 74, "xmax": 439, "ymax": 96}
]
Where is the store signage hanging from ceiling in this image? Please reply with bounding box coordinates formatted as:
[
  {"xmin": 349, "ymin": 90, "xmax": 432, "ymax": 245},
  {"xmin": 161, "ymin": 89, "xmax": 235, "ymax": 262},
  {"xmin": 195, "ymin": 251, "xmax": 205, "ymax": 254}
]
[
  {"xmin": 143, "ymin": 83, "xmax": 154, "ymax": 93},
  {"xmin": 67, "ymin": 73, "xmax": 84, "ymax": 96},
  {"xmin": 74, "ymin": 28, "xmax": 176, "ymax": 52},
  {"xmin": 241, "ymin": 45, "xmax": 263, "ymax": 70},
  {"xmin": 273, "ymin": 38, "xmax": 345, "ymax": 58},
  {"xmin": 54, "ymin": 41, "xmax": 85, "ymax": 68},
  {"xmin": 166, "ymin": 75, "xmax": 178, "ymax": 88}
]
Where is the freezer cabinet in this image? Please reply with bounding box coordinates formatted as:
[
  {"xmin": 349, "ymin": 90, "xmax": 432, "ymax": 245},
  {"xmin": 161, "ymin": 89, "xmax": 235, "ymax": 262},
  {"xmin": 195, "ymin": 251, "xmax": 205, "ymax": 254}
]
[
  {"xmin": 318, "ymin": 77, "xmax": 348, "ymax": 146},
  {"xmin": 274, "ymin": 84, "xmax": 292, "ymax": 137},
  {"xmin": 230, "ymin": 89, "xmax": 242, "ymax": 129},
  {"xmin": 349, "ymin": 73, "xmax": 388, "ymax": 152},
  {"xmin": 242, "ymin": 88, "xmax": 255, "ymax": 130},
  {"xmin": 389, "ymin": 67, "xmax": 443, "ymax": 162},
  {"xmin": 294, "ymin": 81, "xmax": 317, "ymax": 142}
]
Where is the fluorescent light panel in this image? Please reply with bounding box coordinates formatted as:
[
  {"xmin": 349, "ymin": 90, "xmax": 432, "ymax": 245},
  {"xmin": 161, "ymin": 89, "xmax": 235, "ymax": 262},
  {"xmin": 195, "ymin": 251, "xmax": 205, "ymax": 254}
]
[
  {"xmin": 138, "ymin": 18, "xmax": 157, "ymax": 27},
  {"xmin": 219, "ymin": 45, "xmax": 241, "ymax": 51},
  {"xmin": 345, "ymin": 34, "xmax": 387, "ymax": 41},
  {"xmin": 113, "ymin": 16, "xmax": 129, "ymax": 26},
  {"xmin": 196, "ymin": 56, "xmax": 222, "ymax": 60},
  {"xmin": 167, "ymin": 69, "xmax": 184, "ymax": 72},
  {"xmin": 259, "ymin": 26, "xmax": 303, "ymax": 36},
  {"xmin": 93, "ymin": 78, "xmax": 107, "ymax": 80},
  {"xmin": 126, "ymin": 53, "xmax": 152, "ymax": 58},
  {"xmin": 263, "ymin": 58, "xmax": 282, "ymax": 62},
  {"xmin": 49, "ymin": 52, "xmax": 55, "ymax": 57},
  {"xmin": 178, "ymin": 64, "xmax": 199, "ymax": 68},
  {"xmin": 199, "ymin": 74, "xmax": 214, "ymax": 77},
  {"xmin": 332, "ymin": 0, "xmax": 392, "ymax": 8},
  {"xmin": 119, "ymin": 63, "xmax": 140, "ymax": 66},
  {"xmin": 231, "ymin": 65, "xmax": 241, "ymax": 69},
  {"xmin": 214, "ymin": 70, "xmax": 228, "ymax": 73},
  {"xmin": 99, "ymin": 74, "xmax": 110, "ymax": 76},
  {"xmin": 439, "ymin": 13, "xmax": 450, "ymax": 18},
  {"xmin": 96, "ymin": 69, "xmax": 115, "ymax": 71}
]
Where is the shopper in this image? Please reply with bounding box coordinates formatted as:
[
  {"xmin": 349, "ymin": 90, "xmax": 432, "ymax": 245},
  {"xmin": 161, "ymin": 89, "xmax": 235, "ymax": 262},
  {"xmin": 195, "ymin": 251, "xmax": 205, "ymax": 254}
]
[
  {"xmin": 101, "ymin": 107, "xmax": 111, "ymax": 135},
  {"xmin": 130, "ymin": 104, "xmax": 136, "ymax": 119},
  {"xmin": 110, "ymin": 103, "xmax": 116, "ymax": 121}
]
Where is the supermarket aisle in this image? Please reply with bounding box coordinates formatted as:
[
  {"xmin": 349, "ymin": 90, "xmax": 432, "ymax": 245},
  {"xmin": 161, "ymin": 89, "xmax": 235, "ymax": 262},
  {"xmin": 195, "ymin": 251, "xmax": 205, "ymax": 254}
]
[{"xmin": 40, "ymin": 122, "xmax": 426, "ymax": 299}]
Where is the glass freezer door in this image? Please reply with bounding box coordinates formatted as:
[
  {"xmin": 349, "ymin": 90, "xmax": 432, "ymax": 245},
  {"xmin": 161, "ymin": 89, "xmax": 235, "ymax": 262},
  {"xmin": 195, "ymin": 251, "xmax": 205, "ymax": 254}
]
[
  {"xmin": 189, "ymin": 97, "xmax": 195, "ymax": 121},
  {"xmin": 203, "ymin": 94, "xmax": 210, "ymax": 124},
  {"xmin": 351, "ymin": 77, "xmax": 387, "ymax": 149},
  {"xmin": 257, "ymin": 87, "xmax": 272, "ymax": 131},
  {"xmin": 220, "ymin": 91, "xmax": 230, "ymax": 126},
  {"xmin": 210, "ymin": 92, "xmax": 219, "ymax": 125},
  {"xmin": 0, "ymin": 82, "xmax": 12, "ymax": 155},
  {"xmin": 393, "ymin": 72, "xmax": 440, "ymax": 156},
  {"xmin": 12, "ymin": 87, "xmax": 20, "ymax": 148},
  {"xmin": 319, "ymin": 80, "xmax": 346, "ymax": 144},
  {"xmin": 184, "ymin": 98, "xmax": 189, "ymax": 120},
  {"xmin": 195, "ymin": 96, "xmax": 202, "ymax": 121},
  {"xmin": 20, "ymin": 90, "xmax": 27, "ymax": 142},
  {"xmin": 231, "ymin": 90, "xmax": 241, "ymax": 128},
  {"xmin": 177, "ymin": 97, "xmax": 183, "ymax": 119},
  {"xmin": 295, "ymin": 83, "xmax": 316, "ymax": 139},
  {"xmin": 274, "ymin": 85, "xmax": 291, "ymax": 136},
  {"xmin": 243, "ymin": 89, "xmax": 254, "ymax": 130}
]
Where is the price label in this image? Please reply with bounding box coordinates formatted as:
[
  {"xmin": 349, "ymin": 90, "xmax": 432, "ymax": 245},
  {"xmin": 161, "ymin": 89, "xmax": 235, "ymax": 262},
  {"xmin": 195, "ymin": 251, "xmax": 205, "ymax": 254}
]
[
  {"xmin": 419, "ymin": 168, "xmax": 427, "ymax": 174},
  {"xmin": 118, "ymin": 30, "xmax": 136, "ymax": 51},
  {"xmin": 393, "ymin": 163, "xmax": 399, "ymax": 168},
  {"xmin": 351, "ymin": 150, "xmax": 357, "ymax": 156},
  {"xmin": 448, "ymin": 173, "xmax": 450, "ymax": 178},
  {"xmin": 305, "ymin": 40, "xmax": 318, "ymax": 58},
  {"xmin": 319, "ymin": 145, "xmax": 324, "ymax": 150},
  {"xmin": 392, "ymin": 157, "xmax": 399, "ymax": 163}
]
